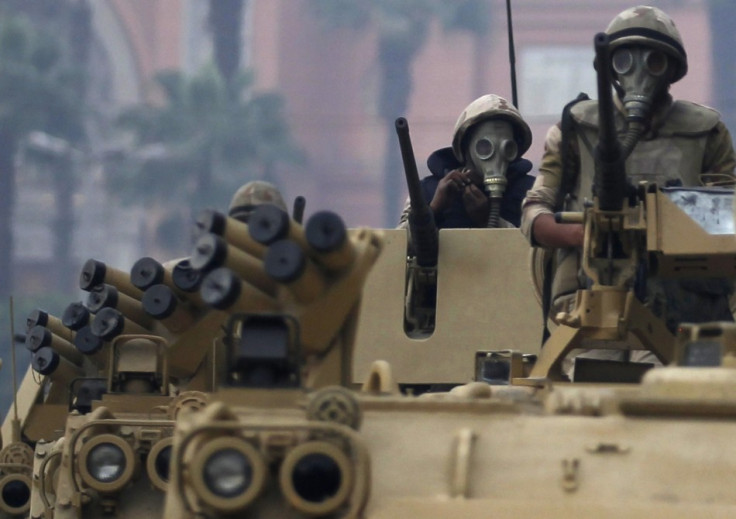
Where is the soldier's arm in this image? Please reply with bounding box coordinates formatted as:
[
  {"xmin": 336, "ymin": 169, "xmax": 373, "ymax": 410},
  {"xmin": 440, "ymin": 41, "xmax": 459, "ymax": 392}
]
[
  {"xmin": 521, "ymin": 124, "xmax": 584, "ymax": 248},
  {"xmin": 700, "ymin": 121, "xmax": 736, "ymax": 186}
]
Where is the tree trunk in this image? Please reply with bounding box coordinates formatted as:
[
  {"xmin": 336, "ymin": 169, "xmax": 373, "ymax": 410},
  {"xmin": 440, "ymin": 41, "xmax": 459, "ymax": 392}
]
[
  {"xmin": 209, "ymin": 0, "xmax": 245, "ymax": 97},
  {"xmin": 707, "ymin": 1, "xmax": 736, "ymax": 136},
  {"xmin": 195, "ymin": 150, "xmax": 214, "ymax": 212},
  {"xmin": 52, "ymin": 156, "xmax": 76, "ymax": 292},
  {"xmin": 0, "ymin": 131, "xmax": 17, "ymax": 298}
]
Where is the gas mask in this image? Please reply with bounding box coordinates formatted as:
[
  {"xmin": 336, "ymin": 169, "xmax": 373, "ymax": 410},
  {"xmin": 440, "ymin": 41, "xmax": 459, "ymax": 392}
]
[
  {"xmin": 464, "ymin": 119, "xmax": 518, "ymax": 200},
  {"xmin": 611, "ymin": 46, "xmax": 670, "ymax": 122}
]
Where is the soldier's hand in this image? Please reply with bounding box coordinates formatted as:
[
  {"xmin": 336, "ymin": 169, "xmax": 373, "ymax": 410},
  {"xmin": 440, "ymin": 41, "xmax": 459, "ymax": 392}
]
[
  {"xmin": 430, "ymin": 169, "xmax": 468, "ymax": 212},
  {"xmin": 463, "ymin": 184, "xmax": 490, "ymax": 226}
]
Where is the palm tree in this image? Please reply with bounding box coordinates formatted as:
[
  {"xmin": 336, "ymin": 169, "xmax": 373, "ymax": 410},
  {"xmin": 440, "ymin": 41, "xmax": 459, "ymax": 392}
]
[
  {"xmin": 0, "ymin": 12, "xmax": 86, "ymax": 296},
  {"xmin": 707, "ymin": 0, "xmax": 736, "ymax": 136},
  {"xmin": 208, "ymin": 0, "xmax": 245, "ymax": 97},
  {"xmin": 109, "ymin": 63, "xmax": 302, "ymax": 250},
  {"xmin": 307, "ymin": 0, "xmax": 492, "ymax": 227}
]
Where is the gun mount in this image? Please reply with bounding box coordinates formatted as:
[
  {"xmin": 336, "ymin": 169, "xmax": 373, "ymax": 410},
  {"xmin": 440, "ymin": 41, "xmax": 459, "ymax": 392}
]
[
  {"xmin": 395, "ymin": 117, "xmax": 439, "ymax": 337},
  {"xmin": 519, "ymin": 34, "xmax": 736, "ymax": 384}
]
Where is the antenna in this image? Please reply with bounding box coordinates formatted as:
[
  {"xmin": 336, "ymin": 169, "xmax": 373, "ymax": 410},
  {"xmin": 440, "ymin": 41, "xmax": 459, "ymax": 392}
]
[
  {"xmin": 505, "ymin": 0, "xmax": 519, "ymax": 109},
  {"xmin": 9, "ymin": 296, "xmax": 20, "ymax": 444}
]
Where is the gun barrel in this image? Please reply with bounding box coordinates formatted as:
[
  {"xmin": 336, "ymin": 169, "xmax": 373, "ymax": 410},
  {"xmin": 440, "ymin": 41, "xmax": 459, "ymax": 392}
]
[
  {"xmin": 74, "ymin": 325, "xmax": 106, "ymax": 356},
  {"xmin": 130, "ymin": 256, "xmax": 167, "ymax": 290},
  {"xmin": 62, "ymin": 302, "xmax": 91, "ymax": 331},
  {"xmin": 26, "ymin": 309, "xmax": 51, "ymax": 332},
  {"xmin": 26, "ymin": 325, "xmax": 83, "ymax": 366},
  {"xmin": 32, "ymin": 346, "xmax": 84, "ymax": 380},
  {"xmin": 200, "ymin": 267, "xmax": 279, "ymax": 313},
  {"xmin": 27, "ymin": 309, "xmax": 74, "ymax": 343},
  {"xmin": 265, "ymin": 239, "xmax": 326, "ymax": 304},
  {"xmin": 80, "ymin": 258, "xmax": 143, "ymax": 300},
  {"xmin": 304, "ymin": 211, "xmax": 356, "ymax": 272},
  {"xmin": 90, "ymin": 307, "xmax": 150, "ymax": 341},
  {"xmin": 395, "ymin": 117, "xmax": 438, "ymax": 267},
  {"xmin": 171, "ymin": 258, "xmax": 204, "ymax": 293},
  {"xmin": 191, "ymin": 233, "xmax": 277, "ymax": 296},
  {"xmin": 142, "ymin": 284, "xmax": 196, "ymax": 332},
  {"xmin": 194, "ymin": 209, "xmax": 267, "ymax": 258},
  {"xmin": 86, "ymin": 284, "xmax": 154, "ymax": 330},
  {"xmin": 593, "ymin": 32, "xmax": 626, "ymax": 211},
  {"xmin": 248, "ymin": 204, "xmax": 310, "ymax": 251}
]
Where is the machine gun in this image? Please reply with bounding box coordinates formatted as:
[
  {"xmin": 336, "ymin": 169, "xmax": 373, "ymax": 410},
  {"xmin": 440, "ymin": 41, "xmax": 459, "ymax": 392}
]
[
  {"xmin": 519, "ymin": 33, "xmax": 676, "ymax": 383},
  {"xmin": 395, "ymin": 117, "xmax": 439, "ymax": 337}
]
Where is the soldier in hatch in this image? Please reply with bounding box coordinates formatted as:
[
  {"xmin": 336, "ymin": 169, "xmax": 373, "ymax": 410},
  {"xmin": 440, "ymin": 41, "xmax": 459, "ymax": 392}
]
[
  {"xmin": 399, "ymin": 94, "xmax": 534, "ymax": 229},
  {"xmin": 520, "ymin": 5, "xmax": 736, "ymax": 375}
]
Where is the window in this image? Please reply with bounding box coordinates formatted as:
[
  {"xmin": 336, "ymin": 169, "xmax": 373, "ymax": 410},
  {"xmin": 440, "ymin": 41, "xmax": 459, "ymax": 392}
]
[{"xmin": 520, "ymin": 46, "xmax": 597, "ymax": 118}]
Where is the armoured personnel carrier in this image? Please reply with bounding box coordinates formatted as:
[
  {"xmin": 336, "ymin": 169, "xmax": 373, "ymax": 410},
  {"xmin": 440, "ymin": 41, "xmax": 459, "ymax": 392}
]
[
  {"xmin": 157, "ymin": 35, "xmax": 736, "ymax": 515},
  {"xmin": 6, "ymin": 22, "xmax": 736, "ymax": 519},
  {"xmin": 3, "ymin": 203, "xmax": 383, "ymax": 518}
]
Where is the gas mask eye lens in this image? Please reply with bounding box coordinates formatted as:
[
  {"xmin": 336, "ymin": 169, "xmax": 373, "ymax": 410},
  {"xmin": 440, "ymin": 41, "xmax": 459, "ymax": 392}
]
[
  {"xmin": 474, "ymin": 138, "xmax": 494, "ymax": 160},
  {"xmin": 612, "ymin": 48, "xmax": 633, "ymax": 75},
  {"xmin": 644, "ymin": 49, "xmax": 667, "ymax": 76},
  {"xmin": 501, "ymin": 140, "xmax": 518, "ymax": 162}
]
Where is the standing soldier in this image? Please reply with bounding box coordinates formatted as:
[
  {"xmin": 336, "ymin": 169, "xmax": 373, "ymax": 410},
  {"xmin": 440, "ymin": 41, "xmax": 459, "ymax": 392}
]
[{"xmin": 520, "ymin": 5, "xmax": 736, "ymax": 376}]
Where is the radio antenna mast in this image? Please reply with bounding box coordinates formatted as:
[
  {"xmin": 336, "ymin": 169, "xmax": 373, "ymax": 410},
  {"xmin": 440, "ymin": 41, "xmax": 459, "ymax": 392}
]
[{"xmin": 505, "ymin": 0, "xmax": 519, "ymax": 109}]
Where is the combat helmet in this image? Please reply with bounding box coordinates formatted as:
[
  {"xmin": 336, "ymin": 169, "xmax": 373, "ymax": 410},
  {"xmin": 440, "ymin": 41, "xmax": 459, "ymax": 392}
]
[
  {"xmin": 451, "ymin": 94, "xmax": 532, "ymax": 163},
  {"xmin": 228, "ymin": 180, "xmax": 287, "ymax": 222},
  {"xmin": 605, "ymin": 5, "xmax": 687, "ymax": 83}
]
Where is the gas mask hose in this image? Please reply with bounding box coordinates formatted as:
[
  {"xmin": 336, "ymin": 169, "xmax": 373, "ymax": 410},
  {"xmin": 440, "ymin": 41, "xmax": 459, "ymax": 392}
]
[
  {"xmin": 486, "ymin": 197, "xmax": 501, "ymax": 228},
  {"xmin": 619, "ymin": 121, "xmax": 646, "ymax": 160}
]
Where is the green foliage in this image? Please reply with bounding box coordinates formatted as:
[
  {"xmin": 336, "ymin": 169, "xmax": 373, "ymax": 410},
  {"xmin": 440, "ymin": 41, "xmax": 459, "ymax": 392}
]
[
  {"xmin": 308, "ymin": 0, "xmax": 371, "ymax": 29},
  {"xmin": 0, "ymin": 12, "xmax": 86, "ymax": 143},
  {"xmin": 306, "ymin": 0, "xmax": 493, "ymax": 227},
  {"xmin": 308, "ymin": 0, "xmax": 490, "ymax": 37},
  {"xmin": 437, "ymin": 0, "xmax": 492, "ymax": 35},
  {"xmin": 110, "ymin": 63, "xmax": 303, "ymax": 211}
]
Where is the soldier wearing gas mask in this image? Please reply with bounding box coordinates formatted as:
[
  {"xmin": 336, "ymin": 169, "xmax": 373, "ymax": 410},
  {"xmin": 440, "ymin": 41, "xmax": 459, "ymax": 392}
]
[
  {"xmin": 521, "ymin": 5, "xmax": 736, "ymax": 376},
  {"xmin": 399, "ymin": 94, "xmax": 534, "ymax": 229}
]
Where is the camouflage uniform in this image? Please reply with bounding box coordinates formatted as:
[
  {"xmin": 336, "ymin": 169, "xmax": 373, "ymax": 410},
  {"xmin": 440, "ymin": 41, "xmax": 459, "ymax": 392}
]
[
  {"xmin": 228, "ymin": 180, "xmax": 287, "ymax": 223},
  {"xmin": 522, "ymin": 96, "xmax": 736, "ymax": 318},
  {"xmin": 520, "ymin": 6, "xmax": 736, "ymax": 373}
]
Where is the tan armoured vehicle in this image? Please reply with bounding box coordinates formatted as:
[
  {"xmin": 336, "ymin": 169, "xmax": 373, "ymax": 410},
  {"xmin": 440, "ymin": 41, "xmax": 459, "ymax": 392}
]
[
  {"xmin": 9, "ymin": 205, "xmax": 383, "ymax": 518},
  {"xmin": 160, "ymin": 33, "xmax": 736, "ymax": 519},
  {"xmin": 10, "ymin": 155, "xmax": 736, "ymax": 519},
  {"xmin": 9, "ymin": 24, "xmax": 736, "ymax": 519}
]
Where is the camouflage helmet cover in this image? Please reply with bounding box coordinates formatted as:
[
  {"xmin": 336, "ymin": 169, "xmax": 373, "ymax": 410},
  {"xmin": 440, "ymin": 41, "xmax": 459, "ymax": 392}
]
[
  {"xmin": 228, "ymin": 180, "xmax": 287, "ymax": 220},
  {"xmin": 451, "ymin": 94, "xmax": 532, "ymax": 163},
  {"xmin": 605, "ymin": 5, "xmax": 687, "ymax": 83}
]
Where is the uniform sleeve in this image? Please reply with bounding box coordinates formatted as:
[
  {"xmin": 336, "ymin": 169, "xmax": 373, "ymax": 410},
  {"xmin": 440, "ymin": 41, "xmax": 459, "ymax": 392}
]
[
  {"xmin": 520, "ymin": 124, "xmax": 564, "ymax": 245},
  {"xmin": 701, "ymin": 120, "xmax": 736, "ymax": 186}
]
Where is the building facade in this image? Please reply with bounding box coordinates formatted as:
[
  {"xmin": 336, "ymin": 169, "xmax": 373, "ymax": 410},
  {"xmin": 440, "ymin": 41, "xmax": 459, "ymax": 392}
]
[{"xmin": 14, "ymin": 0, "xmax": 722, "ymax": 294}]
